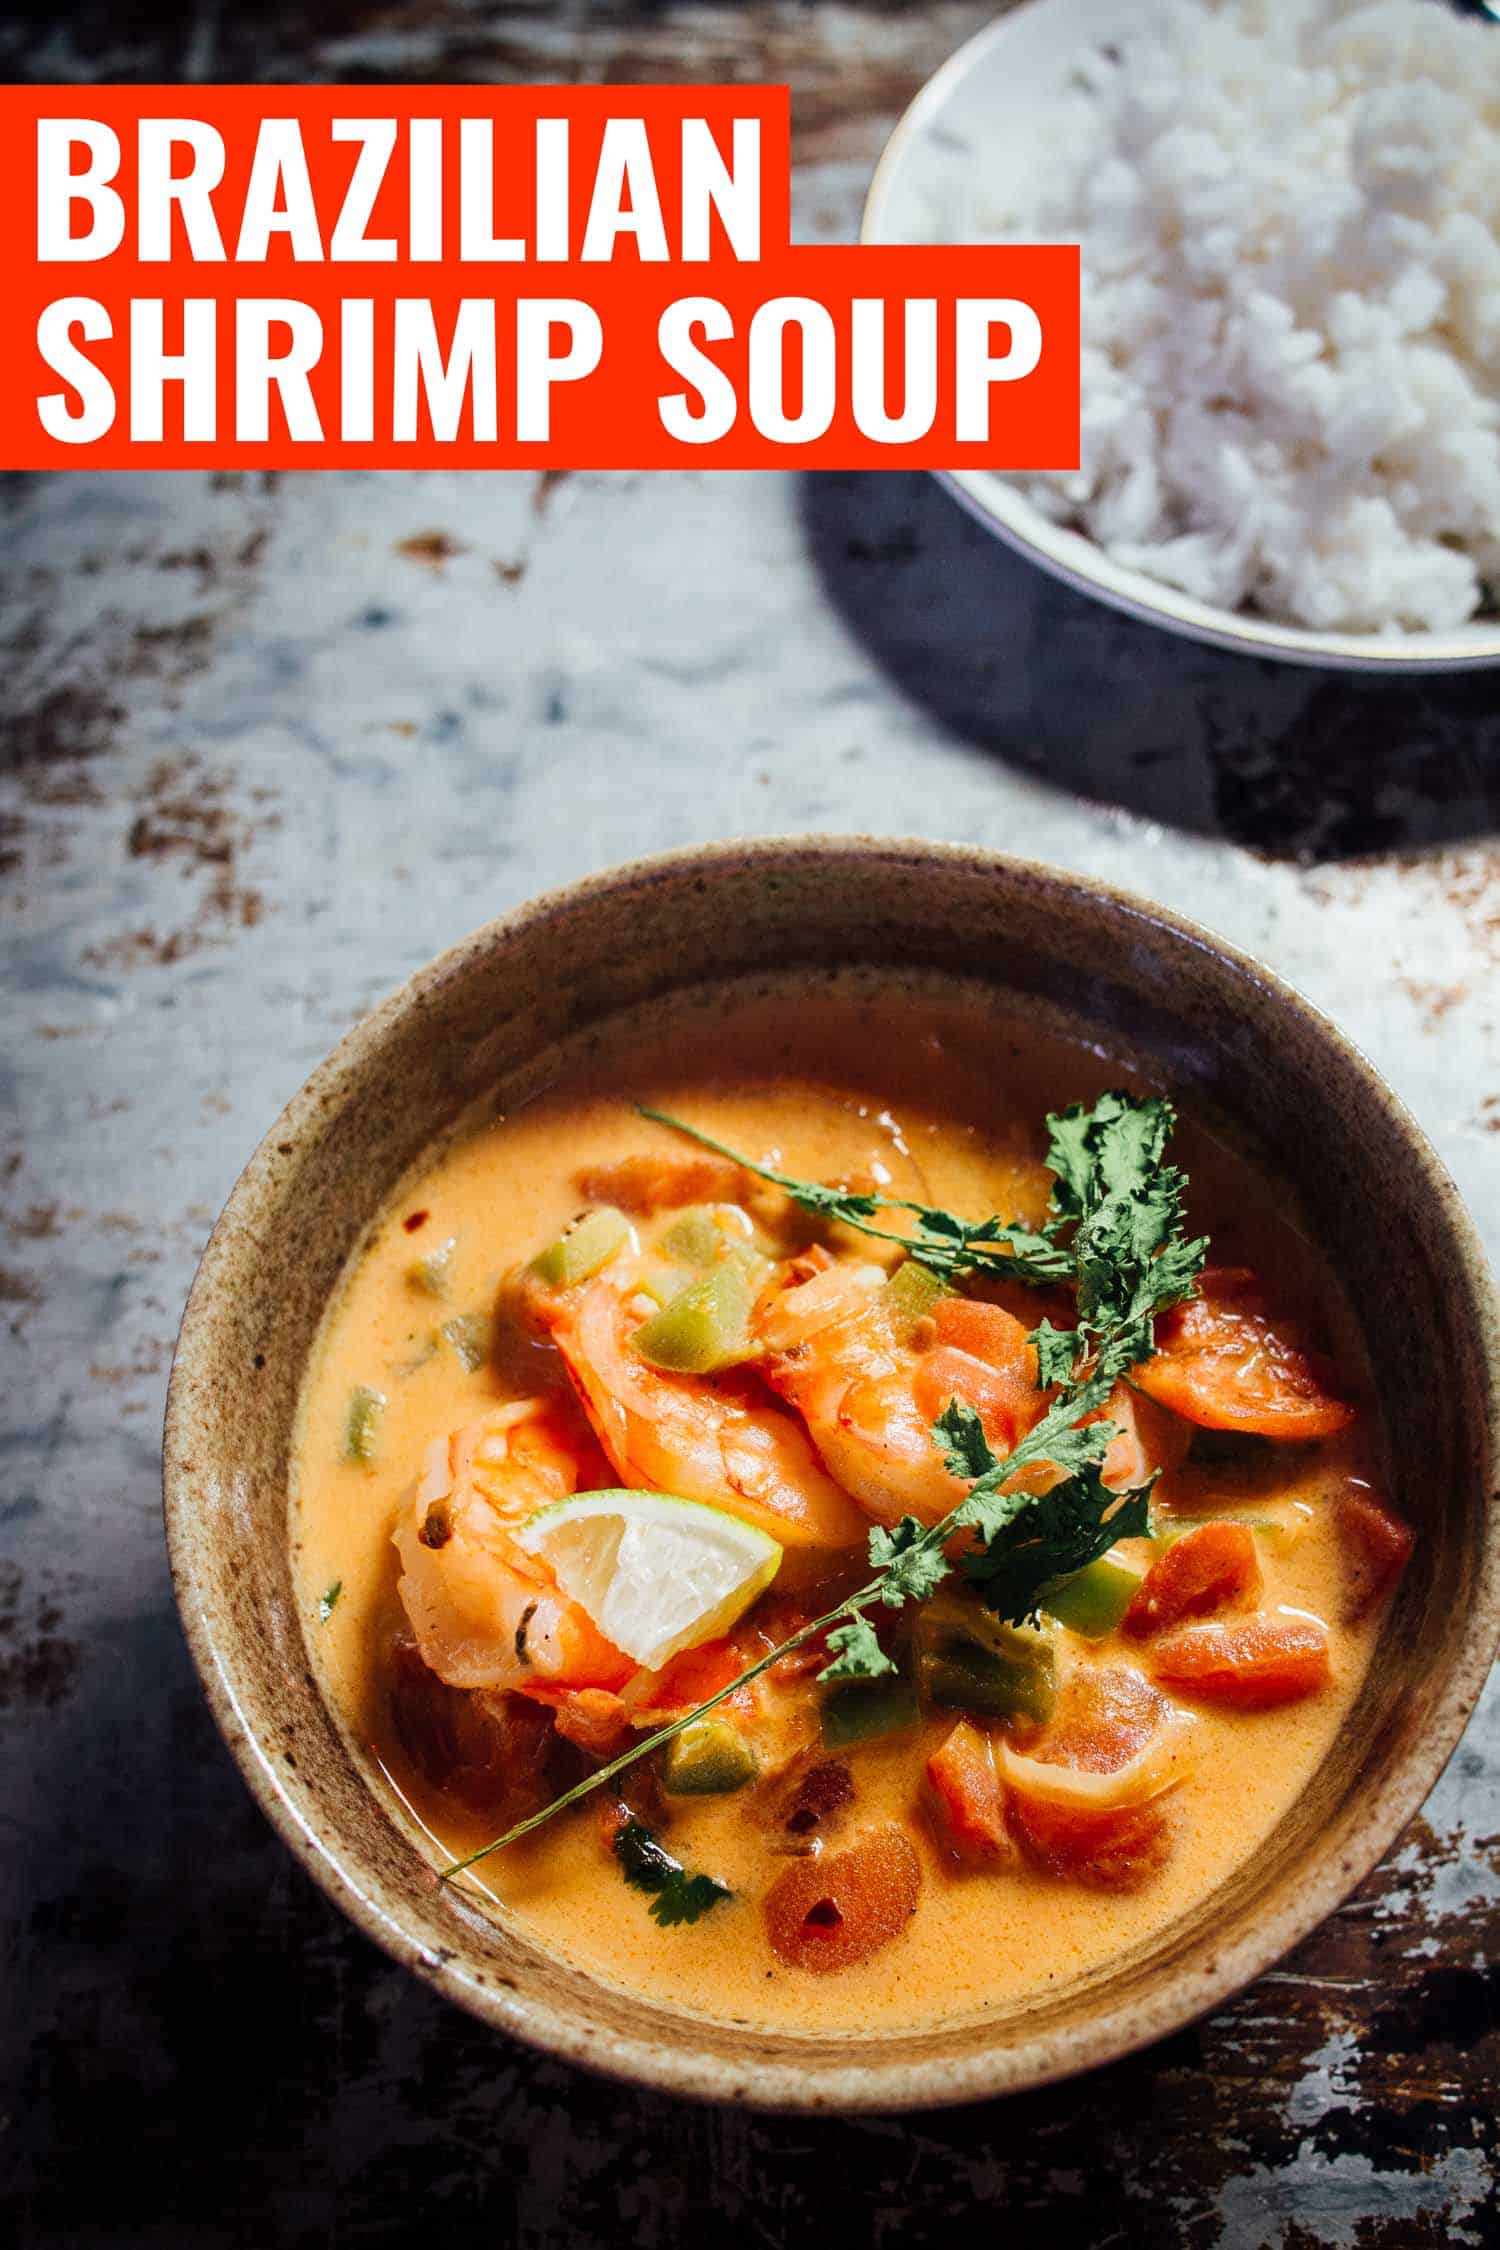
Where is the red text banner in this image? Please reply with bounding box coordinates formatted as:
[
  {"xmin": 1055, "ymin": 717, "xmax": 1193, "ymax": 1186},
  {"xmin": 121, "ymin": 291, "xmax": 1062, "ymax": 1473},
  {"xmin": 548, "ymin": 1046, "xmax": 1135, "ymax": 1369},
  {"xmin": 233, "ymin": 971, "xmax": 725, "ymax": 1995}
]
[{"xmin": 0, "ymin": 86, "xmax": 1080, "ymax": 470}]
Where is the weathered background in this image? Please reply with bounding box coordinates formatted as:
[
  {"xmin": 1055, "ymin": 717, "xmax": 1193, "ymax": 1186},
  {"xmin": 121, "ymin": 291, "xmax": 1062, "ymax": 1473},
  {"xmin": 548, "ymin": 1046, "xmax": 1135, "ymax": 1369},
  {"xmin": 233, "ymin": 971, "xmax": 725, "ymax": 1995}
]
[{"xmin": 3, "ymin": 5, "xmax": 1499, "ymax": 2245}]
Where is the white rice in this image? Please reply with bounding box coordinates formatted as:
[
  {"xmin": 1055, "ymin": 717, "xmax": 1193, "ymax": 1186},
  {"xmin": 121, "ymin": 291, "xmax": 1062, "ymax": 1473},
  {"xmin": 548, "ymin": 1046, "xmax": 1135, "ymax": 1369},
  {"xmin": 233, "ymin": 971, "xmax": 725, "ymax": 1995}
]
[{"xmin": 986, "ymin": 0, "xmax": 1500, "ymax": 634}]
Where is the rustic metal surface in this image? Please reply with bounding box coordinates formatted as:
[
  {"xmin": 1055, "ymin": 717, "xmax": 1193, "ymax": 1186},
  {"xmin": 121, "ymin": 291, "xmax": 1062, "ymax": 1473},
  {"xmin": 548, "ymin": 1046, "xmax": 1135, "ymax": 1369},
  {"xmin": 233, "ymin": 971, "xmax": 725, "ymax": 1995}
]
[{"xmin": 3, "ymin": 4, "xmax": 1499, "ymax": 2243}]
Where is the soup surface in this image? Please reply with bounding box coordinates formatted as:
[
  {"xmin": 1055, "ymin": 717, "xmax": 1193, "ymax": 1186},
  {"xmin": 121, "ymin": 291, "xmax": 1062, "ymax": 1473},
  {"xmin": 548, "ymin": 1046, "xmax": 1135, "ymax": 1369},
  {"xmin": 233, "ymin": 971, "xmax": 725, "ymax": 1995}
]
[{"xmin": 293, "ymin": 973, "xmax": 1409, "ymax": 2036}]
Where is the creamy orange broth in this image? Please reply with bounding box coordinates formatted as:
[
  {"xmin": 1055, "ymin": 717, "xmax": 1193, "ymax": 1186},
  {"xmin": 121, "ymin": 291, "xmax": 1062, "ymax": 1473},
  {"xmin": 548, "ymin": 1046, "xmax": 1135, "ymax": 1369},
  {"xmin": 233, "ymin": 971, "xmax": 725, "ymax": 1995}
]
[{"xmin": 292, "ymin": 973, "xmax": 1388, "ymax": 2035}]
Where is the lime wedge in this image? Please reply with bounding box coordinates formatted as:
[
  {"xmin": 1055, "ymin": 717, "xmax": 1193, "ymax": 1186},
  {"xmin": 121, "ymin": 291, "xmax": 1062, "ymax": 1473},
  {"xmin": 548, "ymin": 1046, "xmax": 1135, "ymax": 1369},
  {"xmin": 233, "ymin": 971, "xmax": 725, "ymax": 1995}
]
[{"xmin": 514, "ymin": 1488, "xmax": 783, "ymax": 1672}]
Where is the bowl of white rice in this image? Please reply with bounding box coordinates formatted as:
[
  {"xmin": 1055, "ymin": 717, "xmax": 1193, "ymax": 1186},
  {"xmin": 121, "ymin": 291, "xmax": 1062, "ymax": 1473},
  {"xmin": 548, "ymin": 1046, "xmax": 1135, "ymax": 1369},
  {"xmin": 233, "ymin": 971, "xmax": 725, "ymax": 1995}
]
[{"xmin": 864, "ymin": 0, "xmax": 1500, "ymax": 669}]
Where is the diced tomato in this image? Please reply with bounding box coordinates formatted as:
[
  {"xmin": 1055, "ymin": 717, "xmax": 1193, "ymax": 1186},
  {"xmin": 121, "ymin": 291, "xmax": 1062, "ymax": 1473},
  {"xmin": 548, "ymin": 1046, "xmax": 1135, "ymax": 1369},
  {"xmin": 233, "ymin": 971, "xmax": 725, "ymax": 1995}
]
[
  {"xmin": 389, "ymin": 1635, "xmax": 557, "ymax": 1819},
  {"xmin": 1134, "ymin": 1268, "xmax": 1354, "ymax": 1441},
  {"xmin": 629, "ymin": 1638, "xmax": 755, "ymax": 1719},
  {"xmin": 1004, "ymin": 1668, "xmax": 1177, "ymax": 1892},
  {"xmin": 913, "ymin": 1297, "xmax": 1043, "ymax": 1454},
  {"xmin": 763, "ymin": 1825, "xmax": 922, "ymax": 1974},
  {"xmin": 1336, "ymin": 1488, "xmax": 1414, "ymax": 1623},
  {"xmin": 1008, "ymin": 1795, "xmax": 1173, "ymax": 1891},
  {"xmin": 1151, "ymin": 1615, "xmax": 1331, "ymax": 1709},
  {"xmin": 643, "ymin": 1637, "xmax": 747, "ymax": 1710},
  {"xmin": 1031, "ymin": 1664, "xmax": 1171, "ymax": 1770},
  {"xmin": 574, "ymin": 1153, "xmax": 745, "ymax": 1214},
  {"xmin": 926, "ymin": 1719, "xmax": 1017, "ymax": 1867},
  {"xmin": 1123, "ymin": 1522, "xmax": 1261, "ymax": 1639}
]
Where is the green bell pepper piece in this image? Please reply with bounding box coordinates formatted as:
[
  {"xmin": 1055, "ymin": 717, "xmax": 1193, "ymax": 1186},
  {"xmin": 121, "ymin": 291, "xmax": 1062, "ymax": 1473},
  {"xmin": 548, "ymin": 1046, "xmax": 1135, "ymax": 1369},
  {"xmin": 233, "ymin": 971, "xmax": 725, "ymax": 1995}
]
[
  {"xmin": 631, "ymin": 1262, "xmax": 754, "ymax": 1373},
  {"xmin": 530, "ymin": 1206, "xmax": 631, "ymax": 1287},
  {"xmin": 882, "ymin": 1259, "xmax": 947, "ymax": 1341},
  {"xmin": 407, "ymin": 1235, "xmax": 456, "ymax": 1297},
  {"xmin": 343, "ymin": 1384, "xmax": 386, "ymax": 1465},
  {"xmin": 1042, "ymin": 1555, "xmax": 1144, "ymax": 1639},
  {"xmin": 660, "ymin": 1206, "xmax": 726, "ymax": 1265},
  {"xmin": 915, "ymin": 1592, "xmax": 1056, "ymax": 1725},
  {"xmin": 660, "ymin": 1718, "xmax": 759, "ymax": 1795},
  {"xmin": 439, "ymin": 1312, "xmax": 491, "ymax": 1373}
]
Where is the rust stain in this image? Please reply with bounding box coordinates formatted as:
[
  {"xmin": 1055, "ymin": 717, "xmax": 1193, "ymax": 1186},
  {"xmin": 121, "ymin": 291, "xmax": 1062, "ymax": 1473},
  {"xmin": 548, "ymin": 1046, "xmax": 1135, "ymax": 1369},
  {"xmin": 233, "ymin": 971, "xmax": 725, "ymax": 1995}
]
[
  {"xmin": 125, "ymin": 613, "xmax": 217, "ymax": 684},
  {"xmin": 395, "ymin": 529, "xmax": 465, "ymax": 567},
  {"xmin": 81, "ymin": 754, "xmax": 274, "ymax": 970},
  {"xmin": 5, "ymin": 1202, "xmax": 60, "ymax": 1242},
  {"xmin": 1399, "ymin": 978, "xmax": 1469, "ymax": 1031},
  {"xmin": 6, "ymin": 683, "xmax": 119, "ymax": 787},
  {"xmin": 531, "ymin": 469, "xmax": 571, "ymax": 517}
]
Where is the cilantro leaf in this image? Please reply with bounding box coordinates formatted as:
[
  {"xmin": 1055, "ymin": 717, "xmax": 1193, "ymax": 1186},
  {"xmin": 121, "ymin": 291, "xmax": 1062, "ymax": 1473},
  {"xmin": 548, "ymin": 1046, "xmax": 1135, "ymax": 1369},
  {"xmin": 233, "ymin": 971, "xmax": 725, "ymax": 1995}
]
[
  {"xmin": 650, "ymin": 1872, "xmax": 736, "ymax": 1928},
  {"xmin": 963, "ymin": 1464, "xmax": 1156, "ymax": 1626},
  {"xmin": 818, "ymin": 1613, "xmax": 897, "ymax": 1681},
  {"xmin": 318, "ymin": 1579, "xmax": 342, "ymax": 1624},
  {"xmin": 936, "ymin": 1389, "xmax": 1118, "ymax": 1548},
  {"xmin": 867, "ymin": 1517, "xmax": 951, "ymax": 1605},
  {"xmin": 1030, "ymin": 1319, "xmax": 1080, "ymax": 1388},
  {"xmin": 1046, "ymin": 1091, "xmax": 1171, "ymax": 1220},
  {"xmin": 933, "ymin": 1398, "xmax": 995, "ymax": 1482},
  {"xmin": 613, "ymin": 1818, "xmax": 731, "ymax": 1927}
]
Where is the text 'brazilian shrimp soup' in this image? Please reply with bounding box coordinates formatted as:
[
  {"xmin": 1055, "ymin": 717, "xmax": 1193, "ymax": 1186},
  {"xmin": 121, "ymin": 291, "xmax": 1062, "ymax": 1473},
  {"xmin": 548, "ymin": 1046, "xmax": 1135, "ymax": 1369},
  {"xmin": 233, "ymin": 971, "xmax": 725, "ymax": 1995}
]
[{"xmin": 293, "ymin": 974, "xmax": 1409, "ymax": 2035}]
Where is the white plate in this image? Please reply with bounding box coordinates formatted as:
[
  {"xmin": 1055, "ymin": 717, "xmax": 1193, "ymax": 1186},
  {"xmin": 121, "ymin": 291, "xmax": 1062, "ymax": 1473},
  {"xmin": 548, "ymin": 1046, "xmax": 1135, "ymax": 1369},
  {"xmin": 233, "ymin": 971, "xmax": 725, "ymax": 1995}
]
[{"xmin": 863, "ymin": 0, "xmax": 1500, "ymax": 671}]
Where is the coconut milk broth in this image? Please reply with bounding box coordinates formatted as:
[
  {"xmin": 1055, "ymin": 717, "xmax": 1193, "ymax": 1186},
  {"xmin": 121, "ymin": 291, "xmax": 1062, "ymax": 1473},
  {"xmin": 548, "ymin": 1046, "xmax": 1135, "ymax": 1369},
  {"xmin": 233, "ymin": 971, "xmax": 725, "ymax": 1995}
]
[{"xmin": 292, "ymin": 970, "xmax": 1385, "ymax": 2034}]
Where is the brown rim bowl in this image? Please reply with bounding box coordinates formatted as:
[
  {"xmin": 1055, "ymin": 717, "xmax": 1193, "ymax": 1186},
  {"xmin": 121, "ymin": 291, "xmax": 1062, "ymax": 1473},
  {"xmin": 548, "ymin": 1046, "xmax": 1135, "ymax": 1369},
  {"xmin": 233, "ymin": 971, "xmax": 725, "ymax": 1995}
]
[{"xmin": 163, "ymin": 837, "xmax": 1500, "ymax": 2111}]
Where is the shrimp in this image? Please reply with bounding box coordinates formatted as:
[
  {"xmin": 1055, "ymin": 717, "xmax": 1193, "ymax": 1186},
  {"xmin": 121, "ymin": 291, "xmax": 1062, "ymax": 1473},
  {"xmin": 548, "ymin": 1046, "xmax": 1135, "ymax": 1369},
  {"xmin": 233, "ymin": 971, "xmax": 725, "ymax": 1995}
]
[
  {"xmin": 754, "ymin": 1266, "xmax": 1049, "ymax": 1528},
  {"xmin": 393, "ymin": 1399, "xmax": 633, "ymax": 1694},
  {"xmin": 756, "ymin": 1267, "xmax": 1193, "ymax": 1528},
  {"xmin": 533, "ymin": 1264, "xmax": 868, "ymax": 1550}
]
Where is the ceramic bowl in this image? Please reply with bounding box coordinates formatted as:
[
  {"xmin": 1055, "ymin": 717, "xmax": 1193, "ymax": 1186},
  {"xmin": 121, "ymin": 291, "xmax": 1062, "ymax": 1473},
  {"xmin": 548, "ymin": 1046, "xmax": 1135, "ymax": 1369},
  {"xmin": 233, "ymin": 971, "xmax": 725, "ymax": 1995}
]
[
  {"xmin": 164, "ymin": 838, "xmax": 1500, "ymax": 2109},
  {"xmin": 862, "ymin": 0, "xmax": 1500, "ymax": 673}
]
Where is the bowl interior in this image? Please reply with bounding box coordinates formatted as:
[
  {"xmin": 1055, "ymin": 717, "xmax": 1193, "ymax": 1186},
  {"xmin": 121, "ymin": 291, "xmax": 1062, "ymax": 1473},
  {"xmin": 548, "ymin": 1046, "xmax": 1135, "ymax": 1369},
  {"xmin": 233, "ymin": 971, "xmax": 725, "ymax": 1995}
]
[
  {"xmin": 862, "ymin": 0, "xmax": 1500, "ymax": 674},
  {"xmin": 164, "ymin": 842, "xmax": 1500, "ymax": 2108}
]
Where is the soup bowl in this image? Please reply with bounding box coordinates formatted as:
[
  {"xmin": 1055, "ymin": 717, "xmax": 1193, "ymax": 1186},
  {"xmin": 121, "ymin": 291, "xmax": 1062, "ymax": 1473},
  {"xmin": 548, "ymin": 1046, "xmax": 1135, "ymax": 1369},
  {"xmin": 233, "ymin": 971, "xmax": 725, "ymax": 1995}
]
[{"xmin": 163, "ymin": 838, "xmax": 1500, "ymax": 2109}]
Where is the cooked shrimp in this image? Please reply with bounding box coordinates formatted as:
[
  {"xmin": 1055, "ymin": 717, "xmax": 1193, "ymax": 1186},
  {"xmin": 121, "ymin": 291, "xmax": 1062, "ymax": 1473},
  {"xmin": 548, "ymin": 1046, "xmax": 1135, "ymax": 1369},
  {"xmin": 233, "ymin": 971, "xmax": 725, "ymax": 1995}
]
[
  {"xmin": 754, "ymin": 1266, "xmax": 1049, "ymax": 1528},
  {"xmin": 393, "ymin": 1400, "xmax": 632, "ymax": 1694},
  {"xmin": 533, "ymin": 1264, "xmax": 868, "ymax": 1550}
]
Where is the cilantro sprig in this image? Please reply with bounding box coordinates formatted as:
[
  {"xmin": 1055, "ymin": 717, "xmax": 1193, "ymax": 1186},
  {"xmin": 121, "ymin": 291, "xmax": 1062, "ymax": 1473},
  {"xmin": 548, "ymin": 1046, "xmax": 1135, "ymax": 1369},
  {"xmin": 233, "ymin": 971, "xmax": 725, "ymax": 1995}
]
[
  {"xmin": 438, "ymin": 1089, "xmax": 1206, "ymax": 1890},
  {"xmin": 635, "ymin": 1104, "xmax": 1074, "ymax": 1285}
]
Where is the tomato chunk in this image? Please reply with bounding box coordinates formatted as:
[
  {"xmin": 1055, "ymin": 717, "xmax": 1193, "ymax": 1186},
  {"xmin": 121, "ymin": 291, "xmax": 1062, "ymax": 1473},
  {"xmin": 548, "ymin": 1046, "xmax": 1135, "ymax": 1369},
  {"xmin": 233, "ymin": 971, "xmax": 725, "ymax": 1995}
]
[
  {"xmin": 641, "ymin": 1637, "xmax": 747, "ymax": 1710},
  {"xmin": 1004, "ymin": 1668, "xmax": 1177, "ymax": 1892},
  {"xmin": 1123, "ymin": 1521, "xmax": 1261, "ymax": 1639},
  {"xmin": 1336, "ymin": 1489, "xmax": 1414, "ymax": 1623},
  {"xmin": 1009, "ymin": 1795, "xmax": 1172, "ymax": 1891},
  {"xmin": 764, "ymin": 1825, "xmax": 921, "ymax": 1973},
  {"xmin": 1135, "ymin": 1268, "xmax": 1354, "ymax": 1441},
  {"xmin": 927, "ymin": 1719, "xmax": 1018, "ymax": 1867},
  {"xmin": 1151, "ymin": 1615, "xmax": 1331, "ymax": 1709},
  {"xmin": 574, "ymin": 1153, "xmax": 745, "ymax": 1214}
]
